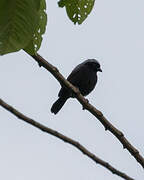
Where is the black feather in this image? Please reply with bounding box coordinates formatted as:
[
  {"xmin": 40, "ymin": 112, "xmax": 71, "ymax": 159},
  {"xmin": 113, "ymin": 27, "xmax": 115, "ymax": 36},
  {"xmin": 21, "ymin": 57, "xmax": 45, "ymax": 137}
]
[
  {"xmin": 51, "ymin": 97, "xmax": 68, "ymax": 114},
  {"xmin": 51, "ymin": 59, "xmax": 102, "ymax": 114}
]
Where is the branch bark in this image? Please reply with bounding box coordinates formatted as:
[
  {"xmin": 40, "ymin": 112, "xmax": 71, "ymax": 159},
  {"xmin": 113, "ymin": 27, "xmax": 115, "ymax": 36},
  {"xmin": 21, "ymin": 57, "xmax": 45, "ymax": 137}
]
[
  {"xmin": 30, "ymin": 53, "xmax": 144, "ymax": 169},
  {"xmin": 0, "ymin": 98, "xmax": 134, "ymax": 180}
]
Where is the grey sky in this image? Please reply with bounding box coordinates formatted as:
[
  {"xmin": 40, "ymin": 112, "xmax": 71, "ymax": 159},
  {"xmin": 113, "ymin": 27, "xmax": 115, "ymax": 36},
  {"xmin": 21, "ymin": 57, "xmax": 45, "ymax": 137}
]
[{"xmin": 0, "ymin": 0, "xmax": 144, "ymax": 179}]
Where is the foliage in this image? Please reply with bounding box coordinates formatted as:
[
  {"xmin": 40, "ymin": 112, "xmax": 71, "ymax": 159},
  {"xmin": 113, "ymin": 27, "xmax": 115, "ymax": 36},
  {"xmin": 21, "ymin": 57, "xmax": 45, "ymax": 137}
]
[
  {"xmin": 0, "ymin": 0, "xmax": 95, "ymax": 55},
  {"xmin": 58, "ymin": 0, "xmax": 95, "ymax": 24},
  {"xmin": 0, "ymin": 0, "xmax": 47, "ymax": 55},
  {"xmin": 24, "ymin": 0, "xmax": 47, "ymax": 54}
]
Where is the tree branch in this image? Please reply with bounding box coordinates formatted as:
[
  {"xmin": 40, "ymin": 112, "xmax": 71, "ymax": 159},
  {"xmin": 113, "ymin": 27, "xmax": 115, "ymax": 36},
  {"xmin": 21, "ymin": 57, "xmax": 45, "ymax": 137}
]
[
  {"xmin": 0, "ymin": 98, "xmax": 134, "ymax": 180},
  {"xmin": 30, "ymin": 53, "xmax": 144, "ymax": 169}
]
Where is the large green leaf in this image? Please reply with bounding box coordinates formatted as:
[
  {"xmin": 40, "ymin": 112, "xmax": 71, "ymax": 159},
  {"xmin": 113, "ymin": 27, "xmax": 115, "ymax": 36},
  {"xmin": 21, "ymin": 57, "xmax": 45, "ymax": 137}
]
[
  {"xmin": 0, "ymin": 0, "xmax": 40, "ymax": 55},
  {"xmin": 24, "ymin": 0, "xmax": 47, "ymax": 55},
  {"xmin": 58, "ymin": 0, "xmax": 95, "ymax": 24}
]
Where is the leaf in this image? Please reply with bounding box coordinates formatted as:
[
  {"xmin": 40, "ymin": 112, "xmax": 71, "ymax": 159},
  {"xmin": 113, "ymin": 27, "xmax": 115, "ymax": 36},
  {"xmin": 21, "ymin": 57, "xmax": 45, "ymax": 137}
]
[
  {"xmin": 58, "ymin": 0, "xmax": 95, "ymax": 24},
  {"xmin": 24, "ymin": 0, "xmax": 47, "ymax": 55},
  {"xmin": 0, "ymin": 0, "xmax": 40, "ymax": 55}
]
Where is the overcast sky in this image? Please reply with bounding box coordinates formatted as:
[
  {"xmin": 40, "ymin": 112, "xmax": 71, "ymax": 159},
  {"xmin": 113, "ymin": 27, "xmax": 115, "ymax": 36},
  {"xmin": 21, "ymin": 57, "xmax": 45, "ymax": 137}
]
[{"xmin": 0, "ymin": 0, "xmax": 144, "ymax": 180}]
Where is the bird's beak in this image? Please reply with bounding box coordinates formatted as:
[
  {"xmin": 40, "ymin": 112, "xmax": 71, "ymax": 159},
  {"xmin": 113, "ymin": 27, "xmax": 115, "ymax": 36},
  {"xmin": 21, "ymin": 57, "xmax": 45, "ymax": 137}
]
[{"xmin": 98, "ymin": 68, "xmax": 102, "ymax": 72}]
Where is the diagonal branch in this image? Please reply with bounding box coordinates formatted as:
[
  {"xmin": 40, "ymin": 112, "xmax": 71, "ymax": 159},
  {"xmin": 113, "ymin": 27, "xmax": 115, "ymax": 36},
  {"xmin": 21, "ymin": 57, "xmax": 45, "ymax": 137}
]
[
  {"xmin": 30, "ymin": 53, "xmax": 144, "ymax": 169},
  {"xmin": 0, "ymin": 98, "xmax": 134, "ymax": 180}
]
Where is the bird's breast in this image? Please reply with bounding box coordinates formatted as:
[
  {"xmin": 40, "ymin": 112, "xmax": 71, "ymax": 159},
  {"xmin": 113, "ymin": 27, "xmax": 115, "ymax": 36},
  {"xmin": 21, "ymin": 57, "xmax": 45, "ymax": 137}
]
[{"xmin": 78, "ymin": 70, "xmax": 97, "ymax": 96}]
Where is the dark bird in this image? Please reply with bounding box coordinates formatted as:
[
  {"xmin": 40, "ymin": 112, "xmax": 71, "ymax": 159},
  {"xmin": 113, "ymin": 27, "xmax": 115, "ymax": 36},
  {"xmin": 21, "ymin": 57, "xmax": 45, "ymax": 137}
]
[{"xmin": 51, "ymin": 59, "xmax": 102, "ymax": 114}]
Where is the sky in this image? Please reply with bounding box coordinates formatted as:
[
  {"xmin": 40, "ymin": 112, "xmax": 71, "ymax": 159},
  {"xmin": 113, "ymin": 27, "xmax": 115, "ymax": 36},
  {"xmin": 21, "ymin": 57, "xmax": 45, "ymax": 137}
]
[{"xmin": 0, "ymin": 0, "xmax": 144, "ymax": 180}]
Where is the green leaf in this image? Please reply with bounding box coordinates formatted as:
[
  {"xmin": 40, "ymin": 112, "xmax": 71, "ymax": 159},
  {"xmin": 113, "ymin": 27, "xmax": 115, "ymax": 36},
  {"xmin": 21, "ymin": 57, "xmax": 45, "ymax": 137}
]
[
  {"xmin": 58, "ymin": 0, "xmax": 67, "ymax": 7},
  {"xmin": 58, "ymin": 0, "xmax": 95, "ymax": 24},
  {"xmin": 24, "ymin": 0, "xmax": 47, "ymax": 55},
  {"xmin": 0, "ymin": 0, "xmax": 40, "ymax": 55}
]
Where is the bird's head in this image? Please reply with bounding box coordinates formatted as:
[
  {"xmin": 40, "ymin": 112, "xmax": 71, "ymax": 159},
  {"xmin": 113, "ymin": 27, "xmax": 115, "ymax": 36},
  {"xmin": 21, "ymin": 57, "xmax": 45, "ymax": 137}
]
[{"xmin": 84, "ymin": 59, "xmax": 102, "ymax": 72}]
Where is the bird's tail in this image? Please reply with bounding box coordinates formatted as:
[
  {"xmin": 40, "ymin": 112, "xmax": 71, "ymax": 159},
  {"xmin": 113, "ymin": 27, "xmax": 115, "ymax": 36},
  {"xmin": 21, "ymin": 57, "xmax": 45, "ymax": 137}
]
[{"xmin": 51, "ymin": 97, "xmax": 68, "ymax": 114}]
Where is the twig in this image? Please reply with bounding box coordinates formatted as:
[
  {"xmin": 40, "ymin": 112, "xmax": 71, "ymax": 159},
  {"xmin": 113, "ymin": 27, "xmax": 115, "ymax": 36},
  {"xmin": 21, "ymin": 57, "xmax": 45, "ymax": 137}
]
[
  {"xmin": 0, "ymin": 98, "xmax": 134, "ymax": 180},
  {"xmin": 30, "ymin": 53, "xmax": 144, "ymax": 169}
]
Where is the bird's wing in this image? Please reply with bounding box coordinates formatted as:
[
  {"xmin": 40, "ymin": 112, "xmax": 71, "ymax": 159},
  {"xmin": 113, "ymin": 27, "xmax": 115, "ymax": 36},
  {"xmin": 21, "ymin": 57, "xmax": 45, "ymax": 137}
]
[
  {"xmin": 67, "ymin": 64, "xmax": 86, "ymax": 85},
  {"xmin": 58, "ymin": 64, "xmax": 85, "ymax": 98}
]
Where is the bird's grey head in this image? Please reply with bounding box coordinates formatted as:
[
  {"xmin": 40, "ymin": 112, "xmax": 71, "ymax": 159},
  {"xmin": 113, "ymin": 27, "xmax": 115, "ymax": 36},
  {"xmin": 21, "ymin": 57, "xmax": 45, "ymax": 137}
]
[{"xmin": 84, "ymin": 59, "xmax": 102, "ymax": 72}]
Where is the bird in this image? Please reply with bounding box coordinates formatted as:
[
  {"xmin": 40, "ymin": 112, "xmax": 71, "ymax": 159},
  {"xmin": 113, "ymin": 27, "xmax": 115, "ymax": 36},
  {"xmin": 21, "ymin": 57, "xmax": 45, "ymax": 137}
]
[{"xmin": 51, "ymin": 59, "xmax": 102, "ymax": 114}]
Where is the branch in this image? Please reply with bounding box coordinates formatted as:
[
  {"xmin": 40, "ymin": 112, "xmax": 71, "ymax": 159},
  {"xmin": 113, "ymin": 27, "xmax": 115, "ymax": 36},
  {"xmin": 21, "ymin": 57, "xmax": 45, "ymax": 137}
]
[
  {"xmin": 30, "ymin": 53, "xmax": 144, "ymax": 169},
  {"xmin": 0, "ymin": 98, "xmax": 134, "ymax": 180}
]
